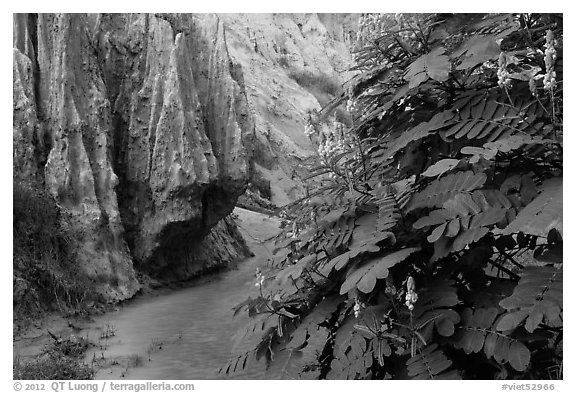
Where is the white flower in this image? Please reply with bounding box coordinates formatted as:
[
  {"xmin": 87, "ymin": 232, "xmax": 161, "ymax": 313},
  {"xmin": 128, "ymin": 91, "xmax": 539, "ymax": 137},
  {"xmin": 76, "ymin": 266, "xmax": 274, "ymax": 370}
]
[
  {"xmin": 543, "ymin": 30, "xmax": 557, "ymax": 91},
  {"xmin": 405, "ymin": 276, "xmax": 418, "ymax": 311},
  {"xmin": 255, "ymin": 268, "xmax": 265, "ymax": 288},
  {"xmin": 353, "ymin": 299, "xmax": 364, "ymax": 318},
  {"xmin": 497, "ymin": 52, "xmax": 512, "ymax": 89}
]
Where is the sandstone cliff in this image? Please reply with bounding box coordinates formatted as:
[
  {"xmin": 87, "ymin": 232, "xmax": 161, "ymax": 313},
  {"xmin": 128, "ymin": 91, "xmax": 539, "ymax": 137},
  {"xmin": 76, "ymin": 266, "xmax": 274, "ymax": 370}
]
[
  {"xmin": 218, "ymin": 13, "xmax": 357, "ymax": 206},
  {"xmin": 13, "ymin": 13, "xmax": 254, "ymax": 305}
]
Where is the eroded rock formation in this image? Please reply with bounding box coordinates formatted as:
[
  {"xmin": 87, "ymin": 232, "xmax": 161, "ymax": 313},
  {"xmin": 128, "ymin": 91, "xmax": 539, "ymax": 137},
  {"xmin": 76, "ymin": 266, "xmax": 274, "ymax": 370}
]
[
  {"xmin": 218, "ymin": 13, "xmax": 357, "ymax": 206},
  {"xmin": 13, "ymin": 13, "xmax": 254, "ymax": 302}
]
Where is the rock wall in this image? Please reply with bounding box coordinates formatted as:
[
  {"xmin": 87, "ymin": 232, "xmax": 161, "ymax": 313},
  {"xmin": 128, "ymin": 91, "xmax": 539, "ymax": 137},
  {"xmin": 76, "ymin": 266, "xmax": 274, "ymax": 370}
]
[
  {"xmin": 93, "ymin": 14, "xmax": 254, "ymax": 267},
  {"xmin": 13, "ymin": 13, "xmax": 254, "ymax": 302},
  {"xmin": 218, "ymin": 13, "xmax": 358, "ymax": 206}
]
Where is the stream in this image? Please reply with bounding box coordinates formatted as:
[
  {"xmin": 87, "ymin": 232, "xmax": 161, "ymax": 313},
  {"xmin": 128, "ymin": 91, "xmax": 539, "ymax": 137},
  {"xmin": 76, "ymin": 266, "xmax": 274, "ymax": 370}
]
[{"xmin": 15, "ymin": 208, "xmax": 281, "ymax": 380}]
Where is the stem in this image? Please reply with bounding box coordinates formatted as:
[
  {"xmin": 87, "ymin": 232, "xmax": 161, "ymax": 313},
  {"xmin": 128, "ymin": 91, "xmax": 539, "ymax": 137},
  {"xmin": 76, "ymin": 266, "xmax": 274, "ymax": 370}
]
[
  {"xmin": 450, "ymin": 72, "xmax": 466, "ymax": 90},
  {"xmin": 353, "ymin": 185, "xmax": 373, "ymax": 197},
  {"xmin": 533, "ymin": 93, "xmax": 552, "ymax": 118},
  {"xmin": 367, "ymin": 37, "xmax": 390, "ymax": 58},
  {"xmin": 344, "ymin": 166, "xmax": 354, "ymax": 193},
  {"xmin": 309, "ymin": 266, "xmax": 330, "ymax": 281},
  {"xmin": 497, "ymin": 249, "xmax": 525, "ymax": 270},
  {"xmin": 394, "ymin": 36, "xmax": 416, "ymax": 57},
  {"xmin": 486, "ymin": 258, "xmax": 520, "ymax": 281},
  {"xmin": 529, "ymin": 24, "xmax": 557, "ymax": 33},
  {"xmin": 550, "ymin": 85, "xmax": 557, "ymax": 137},
  {"xmin": 414, "ymin": 20, "xmax": 429, "ymax": 52},
  {"xmin": 504, "ymin": 86, "xmax": 516, "ymax": 108},
  {"xmin": 355, "ymin": 135, "xmax": 368, "ymax": 182}
]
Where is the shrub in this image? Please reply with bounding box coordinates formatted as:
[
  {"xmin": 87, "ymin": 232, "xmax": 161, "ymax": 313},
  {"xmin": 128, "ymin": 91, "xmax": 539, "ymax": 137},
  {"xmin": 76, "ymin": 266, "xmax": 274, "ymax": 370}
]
[
  {"xmin": 224, "ymin": 13, "xmax": 563, "ymax": 380},
  {"xmin": 13, "ymin": 181, "xmax": 89, "ymax": 323},
  {"xmin": 14, "ymin": 335, "xmax": 94, "ymax": 380}
]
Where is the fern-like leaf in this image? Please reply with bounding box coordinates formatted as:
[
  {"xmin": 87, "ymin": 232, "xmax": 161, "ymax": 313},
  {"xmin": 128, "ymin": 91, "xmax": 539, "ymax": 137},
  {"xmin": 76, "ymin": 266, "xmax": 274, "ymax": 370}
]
[
  {"xmin": 413, "ymin": 280, "xmax": 461, "ymax": 339},
  {"xmin": 473, "ymin": 14, "xmax": 521, "ymax": 38},
  {"xmin": 413, "ymin": 190, "xmax": 511, "ymax": 252},
  {"xmin": 275, "ymin": 254, "xmax": 316, "ymax": 285},
  {"xmin": 287, "ymin": 296, "xmax": 341, "ymax": 350},
  {"xmin": 220, "ymin": 350, "xmax": 253, "ymax": 375},
  {"xmin": 319, "ymin": 212, "xmax": 395, "ymax": 275},
  {"xmin": 271, "ymin": 327, "xmax": 329, "ymax": 379},
  {"xmin": 422, "ymin": 159, "xmax": 460, "ymax": 178},
  {"xmin": 453, "ymin": 34, "xmax": 501, "ymax": 70},
  {"xmin": 404, "ymin": 48, "xmax": 451, "ymax": 88},
  {"xmin": 320, "ymin": 215, "xmax": 355, "ymax": 253},
  {"xmin": 497, "ymin": 266, "xmax": 563, "ymax": 333},
  {"xmin": 319, "ymin": 240, "xmax": 384, "ymax": 276},
  {"xmin": 502, "ymin": 177, "xmax": 562, "ymax": 237},
  {"xmin": 340, "ymin": 248, "xmax": 420, "ymax": 294},
  {"xmin": 407, "ymin": 171, "xmax": 487, "ymax": 213},
  {"xmin": 406, "ymin": 344, "xmax": 460, "ymax": 380},
  {"xmin": 462, "ymin": 135, "xmax": 554, "ymax": 163},
  {"xmin": 328, "ymin": 321, "xmax": 373, "ymax": 379},
  {"xmin": 441, "ymin": 93, "xmax": 544, "ymax": 142},
  {"xmin": 376, "ymin": 192, "xmax": 402, "ymax": 232},
  {"xmin": 452, "ymin": 307, "xmax": 531, "ymax": 371},
  {"xmin": 381, "ymin": 110, "xmax": 454, "ymax": 160}
]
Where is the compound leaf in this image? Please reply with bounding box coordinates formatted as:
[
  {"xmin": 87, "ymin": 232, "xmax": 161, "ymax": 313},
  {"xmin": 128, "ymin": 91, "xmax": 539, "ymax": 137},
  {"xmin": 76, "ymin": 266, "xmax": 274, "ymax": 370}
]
[
  {"xmin": 340, "ymin": 248, "xmax": 420, "ymax": 294},
  {"xmin": 407, "ymin": 171, "xmax": 487, "ymax": 213}
]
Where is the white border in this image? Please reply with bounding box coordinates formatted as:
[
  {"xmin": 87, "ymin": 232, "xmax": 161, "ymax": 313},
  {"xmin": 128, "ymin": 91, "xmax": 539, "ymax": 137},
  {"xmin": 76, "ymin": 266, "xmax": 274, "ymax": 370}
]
[{"xmin": 2, "ymin": 4, "xmax": 573, "ymax": 391}]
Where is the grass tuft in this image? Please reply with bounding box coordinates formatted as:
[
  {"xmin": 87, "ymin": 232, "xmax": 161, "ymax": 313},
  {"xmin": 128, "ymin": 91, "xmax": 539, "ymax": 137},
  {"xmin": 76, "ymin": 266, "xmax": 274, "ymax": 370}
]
[{"xmin": 14, "ymin": 335, "xmax": 94, "ymax": 380}]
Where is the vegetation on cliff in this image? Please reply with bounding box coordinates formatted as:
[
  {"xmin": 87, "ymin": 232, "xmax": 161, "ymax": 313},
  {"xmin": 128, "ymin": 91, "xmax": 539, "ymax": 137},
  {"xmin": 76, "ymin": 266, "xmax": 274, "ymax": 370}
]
[
  {"xmin": 13, "ymin": 181, "xmax": 96, "ymax": 325},
  {"xmin": 227, "ymin": 13, "xmax": 563, "ymax": 380},
  {"xmin": 13, "ymin": 13, "xmax": 255, "ymax": 319}
]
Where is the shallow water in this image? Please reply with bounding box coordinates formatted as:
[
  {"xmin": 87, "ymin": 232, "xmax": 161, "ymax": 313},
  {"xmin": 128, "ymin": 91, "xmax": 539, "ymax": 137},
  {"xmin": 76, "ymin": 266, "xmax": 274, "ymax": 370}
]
[{"xmin": 81, "ymin": 208, "xmax": 280, "ymax": 379}]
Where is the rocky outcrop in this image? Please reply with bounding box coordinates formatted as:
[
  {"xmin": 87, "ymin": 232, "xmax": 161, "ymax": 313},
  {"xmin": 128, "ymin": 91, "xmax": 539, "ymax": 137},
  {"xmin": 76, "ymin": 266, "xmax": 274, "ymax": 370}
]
[
  {"xmin": 142, "ymin": 215, "xmax": 251, "ymax": 280},
  {"xmin": 94, "ymin": 14, "xmax": 253, "ymax": 268},
  {"xmin": 14, "ymin": 14, "xmax": 139, "ymax": 301},
  {"xmin": 13, "ymin": 13, "xmax": 254, "ymax": 302},
  {"xmin": 217, "ymin": 13, "xmax": 357, "ymax": 206}
]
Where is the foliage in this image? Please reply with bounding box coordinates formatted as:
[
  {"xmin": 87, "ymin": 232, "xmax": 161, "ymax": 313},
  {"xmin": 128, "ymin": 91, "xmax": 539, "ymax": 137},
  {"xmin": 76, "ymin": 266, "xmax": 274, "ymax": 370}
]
[
  {"xmin": 225, "ymin": 13, "xmax": 562, "ymax": 380},
  {"xmin": 13, "ymin": 334, "xmax": 94, "ymax": 380},
  {"xmin": 13, "ymin": 181, "xmax": 91, "ymax": 325}
]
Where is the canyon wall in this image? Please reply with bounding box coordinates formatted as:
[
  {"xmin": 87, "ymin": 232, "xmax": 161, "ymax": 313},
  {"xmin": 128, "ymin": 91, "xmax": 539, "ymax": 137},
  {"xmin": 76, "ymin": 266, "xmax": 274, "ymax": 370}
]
[
  {"xmin": 13, "ymin": 13, "xmax": 254, "ymax": 303},
  {"xmin": 219, "ymin": 13, "xmax": 358, "ymax": 206}
]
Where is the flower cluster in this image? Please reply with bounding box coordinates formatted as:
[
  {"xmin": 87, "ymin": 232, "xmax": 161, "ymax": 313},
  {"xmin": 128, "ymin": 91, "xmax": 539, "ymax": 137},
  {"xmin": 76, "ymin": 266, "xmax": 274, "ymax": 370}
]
[
  {"xmin": 356, "ymin": 14, "xmax": 422, "ymax": 47},
  {"xmin": 405, "ymin": 276, "xmax": 418, "ymax": 311},
  {"xmin": 357, "ymin": 13, "xmax": 430, "ymax": 55},
  {"xmin": 543, "ymin": 30, "xmax": 557, "ymax": 91},
  {"xmin": 255, "ymin": 267, "xmax": 265, "ymax": 288},
  {"xmin": 304, "ymin": 121, "xmax": 316, "ymax": 137},
  {"xmin": 357, "ymin": 14, "xmax": 387, "ymax": 45},
  {"xmin": 316, "ymin": 120, "xmax": 354, "ymax": 164},
  {"xmin": 353, "ymin": 298, "xmax": 365, "ymax": 318},
  {"xmin": 529, "ymin": 78, "xmax": 538, "ymax": 97},
  {"xmin": 346, "ymin": 97, "xmax": 357, "ymax": 113},
  {"xmin": 497, "ymin": 52, "xmax": 512, "ymax": 89},
  {"xmin": 355, "ymin": 14, "xmax": 398, "ymax": 53}
]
